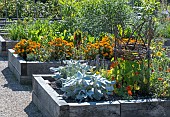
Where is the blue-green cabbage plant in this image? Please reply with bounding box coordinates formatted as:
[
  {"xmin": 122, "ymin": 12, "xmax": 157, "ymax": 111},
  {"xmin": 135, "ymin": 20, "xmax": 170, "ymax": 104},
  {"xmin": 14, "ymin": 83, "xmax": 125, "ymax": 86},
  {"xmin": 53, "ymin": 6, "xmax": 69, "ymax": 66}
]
[{"xmin": 50, "ymin": 60, "xmax": 116, "ymax": 102}]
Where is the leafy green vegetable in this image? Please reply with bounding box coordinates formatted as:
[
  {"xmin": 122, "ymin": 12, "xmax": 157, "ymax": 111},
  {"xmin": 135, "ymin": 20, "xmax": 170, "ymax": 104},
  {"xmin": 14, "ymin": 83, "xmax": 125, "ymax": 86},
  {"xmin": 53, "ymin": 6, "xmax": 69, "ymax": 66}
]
[{"xmin": 50, "ymin": 60, "xmax": 116, "ymax": 102}]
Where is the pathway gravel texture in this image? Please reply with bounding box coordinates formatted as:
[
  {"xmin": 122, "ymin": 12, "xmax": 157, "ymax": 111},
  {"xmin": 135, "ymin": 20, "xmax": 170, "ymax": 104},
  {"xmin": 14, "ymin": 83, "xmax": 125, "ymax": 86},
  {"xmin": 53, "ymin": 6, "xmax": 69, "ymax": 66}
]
[{"xmin": 0, "ymin": 57, "xmax": 43, "ymax": 117}]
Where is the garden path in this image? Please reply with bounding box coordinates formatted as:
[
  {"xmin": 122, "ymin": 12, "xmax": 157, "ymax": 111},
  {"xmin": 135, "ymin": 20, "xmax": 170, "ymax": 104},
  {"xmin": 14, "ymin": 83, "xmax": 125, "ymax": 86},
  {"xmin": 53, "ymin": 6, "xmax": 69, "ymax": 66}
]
[{"xmin": 0, "ymin": 57, "xmax": 42, "ymax": 117}]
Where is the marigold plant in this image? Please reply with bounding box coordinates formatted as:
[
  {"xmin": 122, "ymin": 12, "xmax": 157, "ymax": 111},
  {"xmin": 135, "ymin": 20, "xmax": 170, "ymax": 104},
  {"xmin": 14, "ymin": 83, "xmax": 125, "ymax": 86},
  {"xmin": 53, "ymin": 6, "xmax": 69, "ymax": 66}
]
[
  {"xmin": 14, "ymin": 39, "xmax": 41, "ymax": 60},
  {"xmin": 48, "ymin": 38, "xmax": 74, "ymax": 60},
  {"xmin": 99, "ymin": 36, "xmax": 114, "ymax": 59},
  {"xmin": 84, "ymin": 36, "xmax": 114, "ymax": 60}
]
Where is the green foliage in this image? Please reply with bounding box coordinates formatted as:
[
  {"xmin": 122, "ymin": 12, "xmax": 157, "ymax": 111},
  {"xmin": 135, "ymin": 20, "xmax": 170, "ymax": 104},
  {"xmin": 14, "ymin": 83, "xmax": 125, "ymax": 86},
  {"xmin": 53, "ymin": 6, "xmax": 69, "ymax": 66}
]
[
  {"xmin": 109, "ymin": 58, "xmax": 149, "ymax": 98},
  {"xmin": 75, "ymin": 0, "xmax": 133, "ymax": 36},
  {"xmin": 58, "ymin": 0, "xmax": 80, "ymax": 33},
  {"xmin": 7, "ymin": 18, "xmax": 61, "ymax": 42},
  {"xmin": 50, "ymin": 60, "xmax": 116, "ymax": 102},
  {"xmin": 156, "ymin": 21, "xmax": 170, "ymax": 38},
  {"xmin": 7, "ymin": 20, "xmax": 27, "ymax": 41},
  {"xmin": 150, "ymin": 39, "xmax": 170, "ymax": 98},
  {"xmin": 0, "ymin": 0, "xmax": 60, "ymax": 18}
]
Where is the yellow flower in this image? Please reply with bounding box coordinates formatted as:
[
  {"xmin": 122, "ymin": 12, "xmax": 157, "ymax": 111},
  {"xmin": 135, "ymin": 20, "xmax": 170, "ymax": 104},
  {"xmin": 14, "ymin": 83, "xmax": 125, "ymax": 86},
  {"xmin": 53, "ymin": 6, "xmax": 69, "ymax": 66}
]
[
  {"xmin": 143, "ymin": 78, "xmax": 148, "ymax": 84},
  {"xmin": 158, "ymin": 42, "xmax": 163, "ymax": 45},
  {"xmin": 156, "ymin": 51, "xmax": 162, "ymax": 57},
  {"xmin": 96, "ymin": 71, "xmax": 100, "ymax": 75},
  {"xmin": 103, "ymin": 53, "xmax": 109, "ymax": 57},
  {"xmin": 134, "ymin": 83, "xmax": 140, "ymax": 90},
  {"xmin": 21, "ymin": 49, "xmax": 25, "ymax": 53}
]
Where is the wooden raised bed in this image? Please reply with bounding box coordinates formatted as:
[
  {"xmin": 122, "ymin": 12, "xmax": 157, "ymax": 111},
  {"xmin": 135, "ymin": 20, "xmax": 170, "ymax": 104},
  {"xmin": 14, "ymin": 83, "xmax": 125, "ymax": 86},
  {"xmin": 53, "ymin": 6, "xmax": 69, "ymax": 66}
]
[
  {"xmin": 0, "ymin": 35, "xmax": 18, "ymax": 57},
  {"xmin": 32, "ymin": 74, "xmax": 170, "ymax": 117},
  {"xmin": 8, "ymin": 49, "xmax": 62, "ymax": 84},
  {"xmin": 32, "ymin": 74, "xmax": 120, "ymax": 117}
]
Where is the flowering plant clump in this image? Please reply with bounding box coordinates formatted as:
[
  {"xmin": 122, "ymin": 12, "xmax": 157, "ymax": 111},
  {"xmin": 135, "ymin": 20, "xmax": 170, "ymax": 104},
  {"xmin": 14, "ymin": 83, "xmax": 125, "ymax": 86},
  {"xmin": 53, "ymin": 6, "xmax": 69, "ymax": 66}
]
[
  {"xmin": 48, "ymin": 38, "xmax": 74, "ymax": 60},
  {"xmin": 99, "ymin": 36, "xmax": 114, "ymax": 59},
  {"xmin": 105, "ymin": 58, "xmax": 148, "ymax": 99},
  {"xmin": 150, "ymin": 39, "xmax": 170, "ymax": 97},
  {"xmin": 98, "ymin": 39, "xmax": 170, "ymax": 99},
  {"xmin": 84, "ymin": 36, "xmax": 114, "ymax": 60},
  {"xmin": 84, "ymin": 42, "xmax": 99, "ymax": 60},
  {"xmin": 14, "ymin": 39, "xmax": 41, "ymax": 60}
]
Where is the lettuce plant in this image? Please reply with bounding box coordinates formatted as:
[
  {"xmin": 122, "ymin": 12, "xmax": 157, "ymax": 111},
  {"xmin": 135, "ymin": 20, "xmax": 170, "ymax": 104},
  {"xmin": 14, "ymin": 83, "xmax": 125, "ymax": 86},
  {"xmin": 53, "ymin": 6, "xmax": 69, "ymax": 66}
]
[{"xmin": 50, "ymin": 60, "xmax": 116, "ymax": 102}]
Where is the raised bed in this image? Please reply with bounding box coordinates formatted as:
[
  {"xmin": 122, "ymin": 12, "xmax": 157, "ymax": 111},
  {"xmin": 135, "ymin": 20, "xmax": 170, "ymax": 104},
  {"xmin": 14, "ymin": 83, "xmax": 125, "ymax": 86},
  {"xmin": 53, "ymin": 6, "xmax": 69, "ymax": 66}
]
[
  {"xmin": 8, "ymin": 49, "xmax": 63, "ymax": 84},
  {"xmin": 32, "ymin": 74, "xmax": 120, "ymax": 117},
  {"xmin": 32, "ymin": 74, "xmax": 170, "ymax": 117},
  {"xmin": 0, "ymin": 35, "xmax": 18, "ymax": 57}
]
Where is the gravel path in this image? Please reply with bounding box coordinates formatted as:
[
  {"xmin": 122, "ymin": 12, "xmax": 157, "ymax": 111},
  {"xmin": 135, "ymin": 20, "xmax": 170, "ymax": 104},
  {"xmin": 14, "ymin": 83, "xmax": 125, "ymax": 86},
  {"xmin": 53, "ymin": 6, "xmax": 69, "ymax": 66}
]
[{"xmin": 0, "ymin": 57, "xmax": 43, "ymax": 117}]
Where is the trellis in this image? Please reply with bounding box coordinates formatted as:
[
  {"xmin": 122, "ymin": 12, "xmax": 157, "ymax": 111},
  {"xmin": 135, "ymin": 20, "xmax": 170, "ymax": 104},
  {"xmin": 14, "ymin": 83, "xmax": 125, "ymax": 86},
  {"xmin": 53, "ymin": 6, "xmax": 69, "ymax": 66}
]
[{"xmin": 110, "ymin": 4, "xmax": 157, "ymax": 95}]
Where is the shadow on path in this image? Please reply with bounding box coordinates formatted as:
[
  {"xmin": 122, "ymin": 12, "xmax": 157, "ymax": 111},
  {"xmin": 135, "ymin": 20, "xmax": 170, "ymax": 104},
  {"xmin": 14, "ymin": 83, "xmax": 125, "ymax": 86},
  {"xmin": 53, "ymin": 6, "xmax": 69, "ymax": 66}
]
[
  {"xmin": 0, "ymin": 56, "xmax": 7, "ymax": 61},
  {"xmin": 1, "ymin": 67, "xmax": 32, "ymax": 91},
  {"xmin": 24, "ymin": 101, "xmax": 43, "ymax": 117}
]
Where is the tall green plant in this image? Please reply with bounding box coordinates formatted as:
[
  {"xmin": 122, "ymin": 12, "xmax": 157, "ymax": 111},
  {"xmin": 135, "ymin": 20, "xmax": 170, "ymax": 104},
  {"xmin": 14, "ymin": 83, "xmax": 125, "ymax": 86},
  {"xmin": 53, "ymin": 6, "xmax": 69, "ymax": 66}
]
[
  {"xmin": 0, "ymin": 0, "xmax": 60, "ymax": 18},
  {"xmin": 7, "ymin": 18, "xmax": 62, "ymax": 42},
  {"xmin": 7, "ymin": 20, "xmax": 27, "ymax": 40},
  {"xmin": 75, "ymin": 0, "xmax": 133, "ymax": 37},
  {"xmin": 58, "ymin": 0, "xmax": 80, "ymax": 33}
]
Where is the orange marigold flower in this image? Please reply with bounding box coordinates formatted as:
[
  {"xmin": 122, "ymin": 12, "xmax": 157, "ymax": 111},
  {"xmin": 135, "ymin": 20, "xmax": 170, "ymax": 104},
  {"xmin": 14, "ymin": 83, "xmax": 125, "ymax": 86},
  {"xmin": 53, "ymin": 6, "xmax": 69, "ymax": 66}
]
[
  {"xmin": 103, "ymin": 53, "xmax": 109, "ymax": 57},
  {"xmin": 110, "ymin": 61, "xmax": 118, "ymax": 69},
  {"xmin": 126, "ymin": 86, "xmax": 132, "ymax": 96},
  {"xmin": 128, "ymin": 90, "xmax": 132, "ymax": 96},
  {"xmin": 158, "ymin": 78, "xmax": 163, "ymax": 81},
  {"xmin": 21, "ymin": 49, "xmax": 25, "ymax": 53},
  {"xmin": 107, "ymin": 70, "xmax": 111, "ymax": 73}
]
